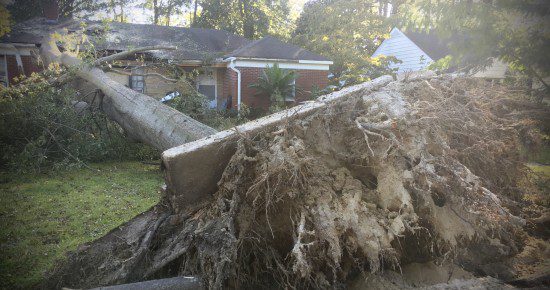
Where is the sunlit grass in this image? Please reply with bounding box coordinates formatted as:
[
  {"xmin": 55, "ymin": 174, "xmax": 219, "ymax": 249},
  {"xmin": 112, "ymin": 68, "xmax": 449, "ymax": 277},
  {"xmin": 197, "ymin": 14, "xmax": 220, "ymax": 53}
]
[{"xmin": 0, "ymin": 162, "xmax": 163, "ymax": 289}]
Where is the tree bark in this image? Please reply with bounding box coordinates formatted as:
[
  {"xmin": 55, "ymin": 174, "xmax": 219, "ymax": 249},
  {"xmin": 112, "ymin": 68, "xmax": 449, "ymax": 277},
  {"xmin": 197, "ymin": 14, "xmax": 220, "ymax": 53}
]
[
  {"xmin": 40, "ymin": 35, "xmax": 217, "ymax": 151},
  {"xmin": 193, "ymin": 0, "xmax": 198, "ymax": 26},
  {"xmin": 94, "ymin": 45, "xmax": 177, "ymax": 65},
  {"xmin": 153, "ymin": 0, "xmax": 160, "ymax": 25}
]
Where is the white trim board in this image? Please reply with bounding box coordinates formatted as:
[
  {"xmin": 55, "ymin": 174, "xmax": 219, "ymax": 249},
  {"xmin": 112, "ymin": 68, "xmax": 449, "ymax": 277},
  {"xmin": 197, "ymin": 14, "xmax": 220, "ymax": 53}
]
[
  {"xmin": 234, "ymin": 60, "xmax": 330, "ymax": 71},
  {"xmin": 1, "ymin": 54, "xmax": 8, "ymax": 87},
  {"xmin": 0, "ymin": 47, "xmax": 34, "ymax": 56}
]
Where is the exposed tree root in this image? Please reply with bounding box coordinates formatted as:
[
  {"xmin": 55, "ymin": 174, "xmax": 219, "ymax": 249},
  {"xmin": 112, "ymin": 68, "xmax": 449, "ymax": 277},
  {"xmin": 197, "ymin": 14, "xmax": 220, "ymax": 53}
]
[{"xmin": 41, "ymin": 76, "xmax": 549, "ymax": 289}]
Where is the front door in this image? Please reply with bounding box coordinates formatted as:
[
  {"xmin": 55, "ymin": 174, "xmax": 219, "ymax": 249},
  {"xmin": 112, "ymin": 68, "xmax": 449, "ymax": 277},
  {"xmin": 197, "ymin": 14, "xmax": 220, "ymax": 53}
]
[{"xmin": 196, "ymin": 70, "xmax": 217, "ymax": 109}]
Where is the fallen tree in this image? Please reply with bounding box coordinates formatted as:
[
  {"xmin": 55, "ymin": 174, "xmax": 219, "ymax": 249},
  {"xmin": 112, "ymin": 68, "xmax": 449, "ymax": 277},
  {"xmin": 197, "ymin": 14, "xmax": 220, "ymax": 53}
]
[
  {"xmin": 40, "ymin": 35, "xmax": 217, "ymax": 151},
  {"xmin": 41, "ymin": 75, "xmax": 549, "ymax": 289}
]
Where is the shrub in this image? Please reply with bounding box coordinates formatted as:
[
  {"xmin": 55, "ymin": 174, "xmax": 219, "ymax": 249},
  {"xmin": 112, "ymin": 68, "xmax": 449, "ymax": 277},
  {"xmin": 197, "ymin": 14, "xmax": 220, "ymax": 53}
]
[
  {"xmin": 169, "ymin": 78, "xmax": 250, "ymax": 130},
  {"xmin": 0, "ymin": 68, "xmax": 158, "ymax": 173},
  {"xmin": 249, "ymin": 64, "xmax": 297, "ymax": 107}
]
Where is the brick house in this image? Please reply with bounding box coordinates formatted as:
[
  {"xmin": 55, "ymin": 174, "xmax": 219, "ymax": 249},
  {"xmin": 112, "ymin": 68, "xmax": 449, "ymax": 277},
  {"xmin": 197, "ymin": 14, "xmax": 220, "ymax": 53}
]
[{"xmin": 1, "ymin": 17, "xmax": 332, "ymax": 112}]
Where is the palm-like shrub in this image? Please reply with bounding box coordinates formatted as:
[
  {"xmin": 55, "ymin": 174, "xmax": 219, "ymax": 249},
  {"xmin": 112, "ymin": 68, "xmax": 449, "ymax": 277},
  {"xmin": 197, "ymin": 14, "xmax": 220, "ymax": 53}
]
[{"xmin": 249, "ymin": 64, "xmax": 297, "ymax": 105}]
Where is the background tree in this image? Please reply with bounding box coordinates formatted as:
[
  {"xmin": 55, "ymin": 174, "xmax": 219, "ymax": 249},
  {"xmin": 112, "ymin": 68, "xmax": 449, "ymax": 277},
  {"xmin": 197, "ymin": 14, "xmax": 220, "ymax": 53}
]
[
  {"xmin": 292, "ymin": 0, "xmax": 401, "ymax": 85},
  {"xmin": 0, "ymin": 1, "xmax": 11, "ymax": 37},
  {"xmin": 142, "ymin": 0, "xmax": 189, "ymax": 26},
  {"xmin": 6, "ymin": 0, "xmax": 107, "ymax": 22},
  {"xmin": 398, "ymin": 0, "xmax": 550, "ymax": 88},
  {"xmin": 192, "ymin": 0, "xmax": 291, "ymax": 39}
]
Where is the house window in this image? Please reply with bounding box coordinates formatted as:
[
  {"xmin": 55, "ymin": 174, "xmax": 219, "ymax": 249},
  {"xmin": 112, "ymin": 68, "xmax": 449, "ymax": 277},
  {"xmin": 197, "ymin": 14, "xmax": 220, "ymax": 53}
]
[
  {"xmin": 198, "ymin": 84, "xmax": 216, "ymax": 100},
  {"xmin": 283, "ymin": 69, "xmax": 296, "ymax": 102},
  {"xmin": 0, "ymin": 55, "xmax": 7, "ymax": 87},
  {"xmin": 129, "ymin": 68, "xmax": 145, "ymax": 93},
  {"xmin": 196, "ymin": 69, "xmax": 217, "ymax": 108}
]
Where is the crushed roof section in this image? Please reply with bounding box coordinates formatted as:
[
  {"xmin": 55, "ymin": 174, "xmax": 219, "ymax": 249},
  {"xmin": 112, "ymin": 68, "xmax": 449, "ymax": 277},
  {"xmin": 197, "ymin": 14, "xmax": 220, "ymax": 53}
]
[
  {"xmin": 0, "ymin": 18, "xmax": 73, "ymax": 45},
  {"xmin": 225, "ymin": 36, "xmax": 330, "ymax": 61},
  {"xmin": 2, "ymin": 18, "xmax": 331, "ymax": 62},
  {"xmin": 88, "ymin": 22, "xmax": 251, "ymax": 60},
  {"xmin": 1, "ymin": 18, "xmax": 251, "ymax": 60}
]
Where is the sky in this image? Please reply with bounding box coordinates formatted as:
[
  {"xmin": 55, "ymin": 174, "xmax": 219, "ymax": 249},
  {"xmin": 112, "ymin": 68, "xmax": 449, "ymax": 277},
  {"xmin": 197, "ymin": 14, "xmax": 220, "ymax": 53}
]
[{"xmin": 96, "ymin": 0, "xmax": 309, "ymax": 26}]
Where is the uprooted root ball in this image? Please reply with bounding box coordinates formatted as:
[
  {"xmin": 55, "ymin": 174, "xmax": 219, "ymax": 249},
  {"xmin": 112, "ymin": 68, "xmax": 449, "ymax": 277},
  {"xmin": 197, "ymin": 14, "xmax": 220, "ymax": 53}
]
[
  {"xmin": 176, "ymin": 77, "xmax": 539, "ymax": 288},
  {"xmin": 43, "ymin": 77, "xmax": 548, "ymax": 289}
]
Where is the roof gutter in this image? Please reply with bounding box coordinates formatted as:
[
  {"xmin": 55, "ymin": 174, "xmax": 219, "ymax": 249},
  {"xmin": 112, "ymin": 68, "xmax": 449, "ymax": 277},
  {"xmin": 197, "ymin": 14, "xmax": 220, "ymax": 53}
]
[
  {"xmin": 227, "ymin": 56, "xmax": 333, "ymax": 65},
  {"xmin": 225, "ymin": 57, "xmax": 242, "ymax": 114},
  {"xmin": 1, "ymin": 44, "xmax": 25, "ymax": 75}
]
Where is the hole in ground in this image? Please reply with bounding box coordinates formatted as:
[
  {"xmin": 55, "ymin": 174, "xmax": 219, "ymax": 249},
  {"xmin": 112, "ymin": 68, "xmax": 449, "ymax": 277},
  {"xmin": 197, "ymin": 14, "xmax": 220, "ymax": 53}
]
[
  {"xmin": 346, "ymin": 163, "xmax": 378, "ymax": 190},
  {"xmin": 430, "ymin": 190, "xmax": 446, "ymax": 207}
]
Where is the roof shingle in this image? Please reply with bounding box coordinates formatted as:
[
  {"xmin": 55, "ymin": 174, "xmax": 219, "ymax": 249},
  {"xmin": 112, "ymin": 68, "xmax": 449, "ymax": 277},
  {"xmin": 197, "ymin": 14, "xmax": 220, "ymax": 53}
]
[
  {"xmin": 225, "ymin": 36, "xmax": 330, "ymax": 61},
  {"xmin": 2, "ymin": 19, "xmax": 330, "ymax": 62}
]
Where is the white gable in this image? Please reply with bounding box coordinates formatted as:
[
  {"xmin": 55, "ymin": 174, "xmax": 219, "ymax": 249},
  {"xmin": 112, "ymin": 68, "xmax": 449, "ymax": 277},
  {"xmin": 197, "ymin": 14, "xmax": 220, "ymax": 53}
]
[{"xmin": 372, "ymin": 28, "xmax": 433, "ymax": 72}]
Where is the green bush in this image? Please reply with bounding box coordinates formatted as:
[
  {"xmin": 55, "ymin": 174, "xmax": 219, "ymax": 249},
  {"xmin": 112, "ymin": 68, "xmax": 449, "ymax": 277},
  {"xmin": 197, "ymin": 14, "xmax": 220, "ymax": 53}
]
[
  {"xmin": 0, "ymin": 69, "xmax": 158, "ymax": 173},
  {"xmin": 249, "ymin": 63, "xmax": 297, "ymax": 107},
  {"xmin": 168, "ymin": 78, "xmax": 250, "ymax": 130}
]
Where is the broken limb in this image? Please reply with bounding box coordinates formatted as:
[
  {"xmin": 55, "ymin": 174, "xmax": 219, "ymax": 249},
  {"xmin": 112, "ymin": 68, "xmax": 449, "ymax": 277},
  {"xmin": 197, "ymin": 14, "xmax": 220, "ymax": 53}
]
[
  {"xmin": 93, "ymin": 45, "xmax": 177, "ymax": 65},
  {"xmin": 107, "ymin": 68, "xmax": 178, "ymax": 83},
  {"xmin": 40, "ymin": 35, "xmax": 216, "ymax": 151}
]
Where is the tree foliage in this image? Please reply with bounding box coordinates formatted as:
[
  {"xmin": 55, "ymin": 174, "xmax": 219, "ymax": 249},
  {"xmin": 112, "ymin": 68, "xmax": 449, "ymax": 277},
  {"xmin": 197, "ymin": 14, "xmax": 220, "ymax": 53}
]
[
  {"xmin": 167, "ymin": 73, "xmax": 249, "ymax": 130},
  {"xmin": 0, "ymin": 67, "xmax": 158, "ymax": 172},
  {"xmin": 0, "ymin": 3, "xmax": 11, "ymax": 37},
  {"xmin": 399, "ymin": 0, "xmax": 550, "ymax": 87},
  {"xmin": 292, "ymin": 0, "xmax": 400, "ymax": 85},
  {"xmin": 249, "ymin": 63, "xmax": 297, "ymax": 105},
  {"xmin": 6, "ymin": 0, "xmax": 107, "ymax": 22},
  {"xmin": 141, "ymin": 0, "xmax": 190, "ymax": 25},
  {"xmin": 192, "ymin": 0, "xmax": 291, "ymax": 39}
]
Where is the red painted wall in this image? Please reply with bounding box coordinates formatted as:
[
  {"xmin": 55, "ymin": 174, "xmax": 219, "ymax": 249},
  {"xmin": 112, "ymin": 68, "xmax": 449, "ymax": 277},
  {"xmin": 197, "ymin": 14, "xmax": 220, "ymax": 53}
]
[
  {"xmin": 295, "ymin": 69, "xmax": 329, "ymax": 103},
  {"xmin": 5, "ymin": 55, "xmax": 41, "ymax": 85},
  {"xmin": 221, "ymin": 67, "xmax": 329, "ymax": 110},
  {"xmin": 222, "ymin": 68, "xmax": 238, "ymax": 109}
]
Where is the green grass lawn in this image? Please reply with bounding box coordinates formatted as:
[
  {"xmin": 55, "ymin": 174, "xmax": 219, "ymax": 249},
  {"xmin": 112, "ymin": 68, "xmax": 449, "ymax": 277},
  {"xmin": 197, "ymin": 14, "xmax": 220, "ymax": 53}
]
[
  {"xmin": 529, "ymin": 163, "xmax": 550, "ymax": 177},
  {"xmin": 0, "ymin": 162, "xmax": 163, "ymax": 289},
  {"xmin": 528, "ymin": 163, "xmax": 550, "ymax": 195}
]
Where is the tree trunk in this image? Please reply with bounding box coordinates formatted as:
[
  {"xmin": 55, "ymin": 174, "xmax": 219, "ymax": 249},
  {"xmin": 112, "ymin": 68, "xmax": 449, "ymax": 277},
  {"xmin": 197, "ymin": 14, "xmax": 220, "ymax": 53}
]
[
  {"xmin": 165, "ymin": 0, "xmax": 175, "ymax": 26},
  {"xmin": 192, "ymin": 0, "xmax": 199, "ymax": 26},
  {"xmin": 40, "ymin": 36, "xmax": 217, "ymax": 151},
  {"xmin": 153, "ymin": 0, "xmax": 159, "ymax": 24}
]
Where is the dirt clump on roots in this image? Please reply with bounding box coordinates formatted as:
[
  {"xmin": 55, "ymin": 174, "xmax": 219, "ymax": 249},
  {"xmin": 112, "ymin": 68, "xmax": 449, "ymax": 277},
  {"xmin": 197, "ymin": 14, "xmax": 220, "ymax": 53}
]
[{"xmin": 42, "ymin": 76, "xmax": 549, "ymax": 289}]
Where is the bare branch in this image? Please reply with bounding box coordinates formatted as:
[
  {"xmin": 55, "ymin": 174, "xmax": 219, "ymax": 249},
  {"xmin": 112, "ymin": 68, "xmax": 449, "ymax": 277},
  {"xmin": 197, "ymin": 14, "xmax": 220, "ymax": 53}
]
[
  {"xmin": 93, "ymin": 45, "xmax": 177, "ymax": 65},
  {"xmin": 108, "ymin": 68, "xmax": 178, "ymax": 82}
]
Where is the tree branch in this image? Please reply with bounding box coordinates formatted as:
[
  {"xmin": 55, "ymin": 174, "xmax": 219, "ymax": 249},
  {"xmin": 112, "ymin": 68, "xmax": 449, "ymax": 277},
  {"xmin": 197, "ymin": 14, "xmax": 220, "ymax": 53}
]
[
  {"xmin": 94, "ymin": 45, "xmax": 177, "ymax": 65},
  {"xmin": 40, "ymin": 34, "xmax": 216, "ymax": 151},
  {"xmin": 527, "ymin": 64, "xmax": 549, "ymax": 91},
  {"xmin": 108, "ymin": 68, "xmax": 178, "ymax": 82}
]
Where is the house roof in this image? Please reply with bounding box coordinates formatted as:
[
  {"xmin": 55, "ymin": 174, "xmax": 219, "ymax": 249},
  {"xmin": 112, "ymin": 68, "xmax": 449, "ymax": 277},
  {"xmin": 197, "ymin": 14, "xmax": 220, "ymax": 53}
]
[
  {"xmin": 401, "ymin": 30, "xmax": 451, "ymax": 61},
  {"xmin": 90, "ymin": 22, "xmax": 251, "ymax": 60},
  {"xmin": 1, "ymin": 18, "xmax": 331, "ymax": 62},
  {"xmin": 225, "ymin": 36, "xmax": 330, "ymax": 61}
]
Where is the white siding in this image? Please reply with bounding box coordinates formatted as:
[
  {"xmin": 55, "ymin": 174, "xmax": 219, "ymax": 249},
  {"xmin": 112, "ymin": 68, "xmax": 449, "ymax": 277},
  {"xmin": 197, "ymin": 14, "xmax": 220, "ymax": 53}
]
[
  {"xmin": 473, "ymin": 58, "xmax": 508, "ymax": 79},
  {"xmin": 372, "ymin": 28, "xmax": 433, "ymax": 72}
]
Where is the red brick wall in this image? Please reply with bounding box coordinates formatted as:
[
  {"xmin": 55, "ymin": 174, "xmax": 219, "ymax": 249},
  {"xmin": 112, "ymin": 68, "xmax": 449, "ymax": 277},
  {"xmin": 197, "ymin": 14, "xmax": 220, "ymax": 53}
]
[
  {"xmin": 295, "ymin": 69, "xmax": 329, "ymax": 103},
  {"xmin": 223, "ymin": 68, "xmax": 238, "ymax": 109},
  {"xmin": 5, "ymin": 55, "xmax": 41, "ymax": 85},
  {"xmin": 222, "ymin": 67, "xmax": 329, "ymax": 110},
  {"xmin": 239, "ymin": 67, "xmax": 270, "ymax": 109}
]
